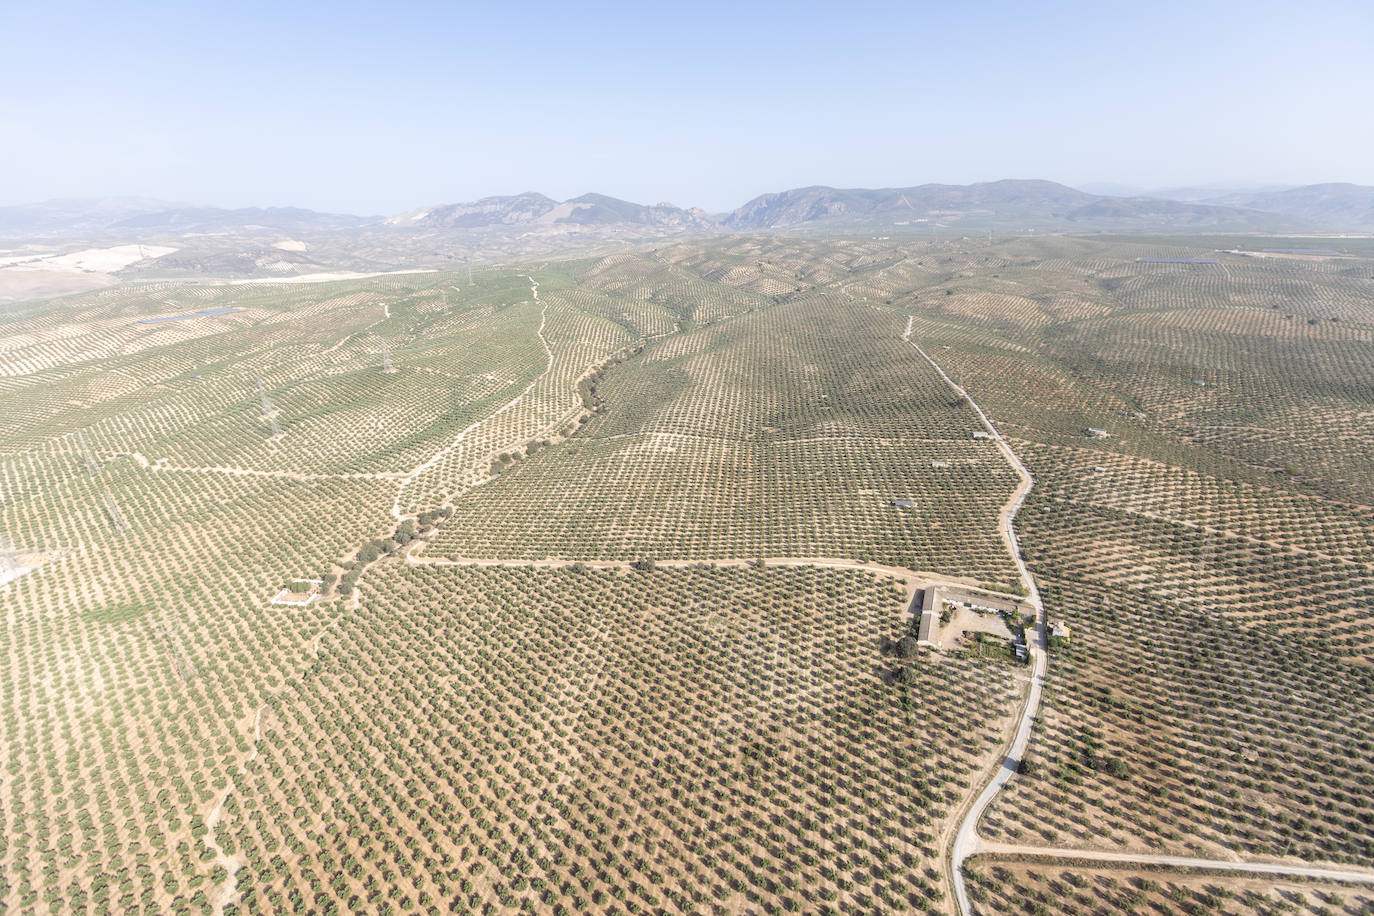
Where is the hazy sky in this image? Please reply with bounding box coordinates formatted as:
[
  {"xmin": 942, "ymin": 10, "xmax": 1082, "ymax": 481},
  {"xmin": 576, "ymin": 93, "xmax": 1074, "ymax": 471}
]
[{"xmin": 3, "ymin": 0, "xmax": 1372, "ymax": 214}]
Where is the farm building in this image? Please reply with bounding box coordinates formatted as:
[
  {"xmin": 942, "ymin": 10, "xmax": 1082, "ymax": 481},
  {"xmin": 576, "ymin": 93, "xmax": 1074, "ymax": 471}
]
[
  {"xmin": 1085, "ymin": 427, "xmax": 1110, "ymax": 438},
  {"xmin": 972, "ymin": 431, "xmax": 992, "ymax": 440},
  {"xmin": 1050, "ymin": 620, "xmax": 1072, "ymax": 640},
  {"xmin": 271, "ymin": 578, "xmax": 323, "ymax": 606},
  {"xmin": 891, "ymin": 498, "xmax": 916, "ymax": 509},
  {"xmin": 916, "ymin": 587, "xmax": 941, "ymax": 647}
]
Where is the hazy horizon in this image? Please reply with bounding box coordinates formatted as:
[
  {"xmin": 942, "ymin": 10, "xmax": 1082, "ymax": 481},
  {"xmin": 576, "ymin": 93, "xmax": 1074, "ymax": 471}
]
[
  {"xmin": 0, "ymin": 178, "xmax": 1347, "ymax": 219},
  {"xmin": 3, "ymin": 0, "xmax": 1372, "ymax": 215}
]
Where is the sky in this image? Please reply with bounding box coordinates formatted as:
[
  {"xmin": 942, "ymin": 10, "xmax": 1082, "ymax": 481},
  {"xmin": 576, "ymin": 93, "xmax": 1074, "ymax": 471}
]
[{"xmin": 2, "ymin": 0, "xmax": 1372, "ymax": 215}]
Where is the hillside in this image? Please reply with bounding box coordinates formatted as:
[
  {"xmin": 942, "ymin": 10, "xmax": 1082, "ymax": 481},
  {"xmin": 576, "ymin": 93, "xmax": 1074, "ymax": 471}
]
[
  {"xmin": 0, "ymin": 197, "xmax": 186, "ymax": 236},
  {"xmin": 724, "ymin": 179, "xmax": 1096, "ymax": 228},
  {"xmin": 385, "ymin": 191, "xmax": 715, "ymax": 233},
  {"xmin": 3, "ymin": 236, "xmax": 1371, "ymax": 914},
  {"xmin": 724, "ymin": 179, "xmax": 1305, "ymax": 232},
  {"xmin": 0, "ymin": 200, "xmax": 367, "ymax": 238},
  {"xmin": 3, "ymin": 180, "xmax": 1362, "ymax": 280},
  {"xmin": 383, "ymin": 192, "xmax": 560, "ymax": 228},
  {"xmin": 1203, "ymin": 182, "xmax": 1374, "ymax": 231},
  {"xmin": 110, "ymin": 206, "xmax": 368, "ymax": 233}
]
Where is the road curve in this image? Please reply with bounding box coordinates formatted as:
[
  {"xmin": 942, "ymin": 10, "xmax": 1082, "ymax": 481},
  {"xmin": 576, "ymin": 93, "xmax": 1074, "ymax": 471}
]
[
  {"xmin": 901, "ymin": 319, "xmax": 1374, "ymax": 908},
  {"xmin": 901, "ymin": 319, "xmax": 1046, "ymax": 916}
]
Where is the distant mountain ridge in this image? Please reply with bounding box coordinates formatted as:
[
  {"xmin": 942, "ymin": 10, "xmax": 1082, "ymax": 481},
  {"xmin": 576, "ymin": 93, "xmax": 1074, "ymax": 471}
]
[
  {"xmin": 1201, "ymin": 183, "xmax": 1374, "ymax": 231},
  {"xmin": 111, "ymin": 206, "xmax": 369, "ymax": 233},
  {"xmin": 721, "ymin": 179, "xmax": 1306, "ymax": 232},
  {"xmin": 388, "ymin": 179, "xmax": 1320, "ymax": 236},
  {"xmin": 7, "ymin": 180, "xmax": 1374, "ymax": 242},
  {"xmin": 0, "ymin": 197, "xmax": 187, "ymax": 235},
  {"xmin": 0, "ymin": 199, "xmax": 366, "ymax": 237},
  {"xmin": 723, "ymin": 179, "xmax": 1096, "ymax": 228},
  {"xmin": 384, "ymin": 192, "xmax": 714, "ymax": 232}
]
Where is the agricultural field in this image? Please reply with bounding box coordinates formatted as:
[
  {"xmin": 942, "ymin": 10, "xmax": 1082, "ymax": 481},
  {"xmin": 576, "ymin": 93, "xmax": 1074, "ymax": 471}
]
[
  {"xmin": 0, "ymin": 265, "xmax": 644, "ymax": 913},
  {"xmin": 964, "ymin": 858, "xmax": 1374, "ymax": 916},
  {"xmin": 1, "ymin": 230, "xmax": 1372, "ymax": 914},
  {"xmin": 861, "ymin": 235, "xmax": 1374, "ymax": 906},
  {"xmin": 221, "ymin": 563, "xmax": 1019, "ymax": 915},
  {"xmin": 426, "ymin": 293, "xmax": 1022, "ymax": 584}
]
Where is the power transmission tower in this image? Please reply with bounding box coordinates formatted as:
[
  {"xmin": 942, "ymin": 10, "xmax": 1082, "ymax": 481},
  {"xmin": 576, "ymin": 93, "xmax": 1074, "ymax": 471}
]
[
  {"xmin": 157, "ymin": 619, "xmax": 197, "ymax": 682},
  {"xmin": 76, "ymin": 430, "xmax": 101, "ymax": 477},
  {"xmin": 255, "ymin": 376, "xmax": 274, "ymax": 415},
  {"xmin": 255, "ymin": 377, "xmax": 282, "ymax": 437},
  {"xmin": 102, "ymin": 489, "xmax": 128, "ymax": 532},
  {"xmin": 0, "ymin": 535, "xmax": 20, "ymax": 580},
  {"xmin": 78, "ymin": 429, "xmax": 128, "ymax": 532}
]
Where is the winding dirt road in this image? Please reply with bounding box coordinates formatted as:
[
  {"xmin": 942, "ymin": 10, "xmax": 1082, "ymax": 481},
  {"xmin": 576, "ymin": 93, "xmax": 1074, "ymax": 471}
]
[
  {"xmin": 903, "ymin": 318, "xmax": 1374, "ymax": 909},
  {"xmin": 203, "ymin": 705, "xmax": 264, "ymax": 916},
  {"xmin": 901, "ymin": 318, "xmax": 1046, "ymax": 916},
  {"xmin": 391, "ymin": 303, "xmax": 552, "ymax": 519}
]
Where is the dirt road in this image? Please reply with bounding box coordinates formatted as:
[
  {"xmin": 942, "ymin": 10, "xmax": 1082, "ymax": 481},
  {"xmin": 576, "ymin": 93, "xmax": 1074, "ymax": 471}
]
[
  {"xmin": 901, "ymin": 319, "xmax": 1046, "ymax": 916},
  {"xmin": 975, "ymin": 842, "xmax": 1374, "ymax": 886}
]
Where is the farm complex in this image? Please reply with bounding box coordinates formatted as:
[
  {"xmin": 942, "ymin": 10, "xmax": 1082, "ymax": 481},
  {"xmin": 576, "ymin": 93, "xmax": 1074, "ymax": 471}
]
[{"xmin": 2, "ymin": 232, "xmax": 1373, "ymax": 915}]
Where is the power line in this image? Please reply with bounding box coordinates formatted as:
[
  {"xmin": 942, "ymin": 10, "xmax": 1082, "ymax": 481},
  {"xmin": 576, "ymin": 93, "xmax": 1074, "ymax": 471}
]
[
  {"xmin": 77, "ymin": 430, "xmax": 128, "ymax": 532},
  {"xmin": 76, "ymin": 429, "xmax": 101, "ymax": 478},
  {"xmin": 0, "ymin": 535, "xmax": 19, "ymax": 579},
  {"xmin": 255, "ymin": 377, "xmax": 282, "ymax": 437},
  {"xmin": 157, "ymin": 619, "xmax": 197, "ymax": 682},
  {"xmin": 102, "ymin": 487, "xmax": 128, "ymax": 533}
]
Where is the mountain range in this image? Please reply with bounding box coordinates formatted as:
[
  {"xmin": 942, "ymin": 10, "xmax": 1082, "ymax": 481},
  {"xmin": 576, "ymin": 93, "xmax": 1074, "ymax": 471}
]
[
  {"xmin": 383, "ymin": 192, "xmax": 715, "ymax": 232},
  {"xmin": 1196, "ymin": 183, "xmax": 1374, "ymax": 231},
  {"xmin": 5, "ymin": 180, "xmax": 1374, "ymax": 241}
]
